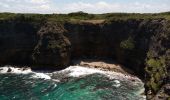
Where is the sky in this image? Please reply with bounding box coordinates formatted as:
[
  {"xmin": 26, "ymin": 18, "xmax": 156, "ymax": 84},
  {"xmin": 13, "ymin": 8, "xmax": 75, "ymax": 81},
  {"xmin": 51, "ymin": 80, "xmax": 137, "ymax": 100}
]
[{"xmin": 0, "ymin": 0, "xmax": 170, "ymax": 14}]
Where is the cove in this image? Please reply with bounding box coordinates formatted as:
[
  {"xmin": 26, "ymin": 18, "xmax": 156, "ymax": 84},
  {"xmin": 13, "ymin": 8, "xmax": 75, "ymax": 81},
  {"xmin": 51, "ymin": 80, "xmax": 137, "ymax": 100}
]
[{"xmin": 0, "ymin": 66, "xmax": 146, "ymax": 100}]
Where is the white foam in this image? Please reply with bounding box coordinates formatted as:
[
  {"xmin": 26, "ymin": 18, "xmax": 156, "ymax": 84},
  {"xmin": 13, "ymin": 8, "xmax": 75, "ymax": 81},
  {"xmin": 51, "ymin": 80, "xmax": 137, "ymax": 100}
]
[
  {"xmin": 0, "ymin": 65, "xmax": 143, "ymax": 85},
  {"xmin": 0, "ymin": 66, "xmax": 51, "ymax": 80},
  {"xmin": 114, "ymin": 80, "xmax": 120, "ymax": 84},
  {"xmin": 52, "ymin": 79, "xmax": 60, "ymax": 82},
  {"xmin": 55, "ymin": 66, "xmax": 142, "ymax": 82},
  {"xmin": 60, "ymin": 66, "xmax": 105, "ymax": 77},
  {"xmin": 31, "ymin": 72, "xmax": 51, "ymax": 80},
  {"xmin": 51, "ymin": 65, "xmax": 145, "ymax": 90},
  {"xmin": 113, "ymin": 80, "xmax": 121, "ymax": 87},
  {"xmin": 0, "ymin": 66, "xmax": 31, "ymax": 74}
]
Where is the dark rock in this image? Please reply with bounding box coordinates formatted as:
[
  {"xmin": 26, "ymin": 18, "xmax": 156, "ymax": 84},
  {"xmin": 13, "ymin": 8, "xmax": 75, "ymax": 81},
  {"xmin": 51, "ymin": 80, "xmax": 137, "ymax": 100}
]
[
  {"xmin": 0, "ymin": 19, "xmax": 39, "ymax": 65},
  {"xmin": 7, "ymin": 68, "xmax": 12, "ymax": 72},
  {"xmin": 0, "ymin": 20, "xmax": 71, "ymax": 69},
  {"xmin": 32, "ymin": 22, "xmax": 71, "ymax": 69},
  {"xmin": 164, "ymin": 84, "xmax": 170, "ymax": 95}
]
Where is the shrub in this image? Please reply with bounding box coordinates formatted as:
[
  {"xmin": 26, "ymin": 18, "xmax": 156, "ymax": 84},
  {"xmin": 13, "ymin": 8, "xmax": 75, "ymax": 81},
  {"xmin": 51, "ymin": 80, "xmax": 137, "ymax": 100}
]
[
  {"xmin": 120, "ymin": 37, "xmax": 135, "ymax": 50},
  {"xmin": 150, "ymin": 77, "xmax": 160, "ymax": 92},
  {"xmin": 146, "ymin": 57, "xmax": 167, "ymax": 93},
  {"xmin": 68, "ymin": 11, "xmax": 88, "ymax": 16},
  {"xmin": 155, "ymin": 72, "xmax": 161, "ymax": 82},
  {"xmin": 147, "ymin": 59, "xmax": 162, "ymax": 69}
]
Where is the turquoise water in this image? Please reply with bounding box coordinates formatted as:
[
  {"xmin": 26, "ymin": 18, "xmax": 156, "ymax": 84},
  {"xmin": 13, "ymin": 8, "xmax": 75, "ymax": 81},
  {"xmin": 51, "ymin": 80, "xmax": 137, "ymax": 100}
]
[{"xmin": 0, "ymin": 66, "xmax": 145, "ymax": 100}]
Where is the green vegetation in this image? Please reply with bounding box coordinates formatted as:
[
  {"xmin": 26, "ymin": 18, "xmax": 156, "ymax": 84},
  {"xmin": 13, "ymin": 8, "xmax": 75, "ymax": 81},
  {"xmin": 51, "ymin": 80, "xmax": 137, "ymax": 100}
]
[
  {"xmin": 147, "ymin": 59, "xmax": 162, "ymax": 70},
  {"xmin": 48, "ymin": 40, "xmax": 61, "ymax": 49},
  {"xmin": 146, "ymin": 57, "xmax": 167, "ymax": 93},
  {"xmin": 0, "ymin": 11, "xmax": 170, "ymax": 23},
  {"xmin": 120, "ymin": 37, "xmax": 135, "ymax": 50},
  {"xmin": 146, "ymin": 57, "xmax": 166, "ymax": 74}
]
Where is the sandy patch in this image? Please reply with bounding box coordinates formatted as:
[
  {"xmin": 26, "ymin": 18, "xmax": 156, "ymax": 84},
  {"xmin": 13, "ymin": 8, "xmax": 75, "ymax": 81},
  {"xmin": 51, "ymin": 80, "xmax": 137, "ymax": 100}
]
[{"xmin": 72, "ymin": 59, "xmax": 135, "ymax": 76}]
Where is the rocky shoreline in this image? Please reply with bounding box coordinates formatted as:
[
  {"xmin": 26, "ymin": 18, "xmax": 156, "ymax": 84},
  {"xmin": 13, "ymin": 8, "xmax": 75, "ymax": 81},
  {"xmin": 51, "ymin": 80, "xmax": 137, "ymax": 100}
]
[{"xmin": 72, "ymin": 59, "xmax": 135, "ymax": 76}]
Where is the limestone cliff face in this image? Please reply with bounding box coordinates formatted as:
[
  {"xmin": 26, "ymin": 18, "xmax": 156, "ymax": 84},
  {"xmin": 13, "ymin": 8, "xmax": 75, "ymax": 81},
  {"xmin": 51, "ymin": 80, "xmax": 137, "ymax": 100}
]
[
  {"xmin": 144, "ymin": 19, "xmax": 170, "ymax": 99},
  {"xmin": 0, "ymin": 20, "xmax": 71, "ymax": 69},
  {"xmin": 64, "ymin": 19, "xmax": 170, "ymax": 99},
  {"xmin": 0, "ymin": 18, "xmax": 170, "ymax": 99},
  {"xmin": 0, "ymin": 19, "xmax": 39, "ymax": 65},
  {"xmin": 32, "ymin": 22, "xmax": 71, "ymax": 69},
  {"xmin": 65, "ymin": 19, "xmax": 150, "ymax": 75}
]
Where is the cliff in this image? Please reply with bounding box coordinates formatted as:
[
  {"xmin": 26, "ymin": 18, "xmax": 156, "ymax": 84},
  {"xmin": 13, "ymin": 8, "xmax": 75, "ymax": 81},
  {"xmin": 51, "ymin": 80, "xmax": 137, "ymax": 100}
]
[
  {"xmin": 64, "ymin": 19, "xmax": 170, "ymax": 99},
  {"xmin": 0, "ymin": 18, "xmax": 71, "ymax": 69},
  {"xmin": 0, "ymin": 13, "xmax": 170, "ymax": 99}
]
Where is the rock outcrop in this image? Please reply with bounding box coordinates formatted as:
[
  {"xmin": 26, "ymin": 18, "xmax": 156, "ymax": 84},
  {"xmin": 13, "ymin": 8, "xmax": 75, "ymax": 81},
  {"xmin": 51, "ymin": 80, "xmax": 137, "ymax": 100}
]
[{"xmin": 32, "ymin": 22, "xmax": 71, "ymax": 69}]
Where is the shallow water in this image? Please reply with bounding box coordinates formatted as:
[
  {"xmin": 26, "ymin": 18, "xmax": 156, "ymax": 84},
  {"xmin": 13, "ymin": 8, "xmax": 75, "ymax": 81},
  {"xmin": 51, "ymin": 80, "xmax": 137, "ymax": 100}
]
[{"xmin": 0, "ymin": 66, "xmax": 146, "ymax": 100}]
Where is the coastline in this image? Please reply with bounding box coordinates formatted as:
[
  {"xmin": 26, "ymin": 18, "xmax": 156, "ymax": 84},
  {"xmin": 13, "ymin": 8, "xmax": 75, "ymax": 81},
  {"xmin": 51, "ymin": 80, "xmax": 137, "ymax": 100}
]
[
  {"xmin": 72, "ymin": 59, "xmax": 136, "ymax": 77},
  {"xmin": 0, "ymin": 59, "xmax": 140, "ymax": 80},
  {"xmin": 0, "ymin": 61, "xmax": 146, "ymax": 99}
]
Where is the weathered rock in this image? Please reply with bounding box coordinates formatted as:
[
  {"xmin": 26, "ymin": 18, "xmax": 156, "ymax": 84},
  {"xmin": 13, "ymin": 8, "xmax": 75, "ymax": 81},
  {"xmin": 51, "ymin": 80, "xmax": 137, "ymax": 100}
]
[
  {"xmin": 65, "ymin": 19, "xmax": 151, "ymax": 75},
  {"xmin": 32, "ymin": 22, "xmax": 71, "ymax": 69},
  {"xmin": 145, "ymin": 19, "xmax": 170, "ymax": 99},
  {"xmin": 64, "ymin": 19, "xmax": 170, "ymax": 99},
  {"xmin": 0, "ymin": 19, "xmax": 71, "ymax": 69},
  {"xmin": 7, "ymin": 68, "xmax": 12, "ymax": 72},
  {"xmin": 164, "ymin": 84, "xmax": 170, "ymax": 95},
  {"xmin": 0, "ymin": 19, "xmax": 39, "ymax": 65}
]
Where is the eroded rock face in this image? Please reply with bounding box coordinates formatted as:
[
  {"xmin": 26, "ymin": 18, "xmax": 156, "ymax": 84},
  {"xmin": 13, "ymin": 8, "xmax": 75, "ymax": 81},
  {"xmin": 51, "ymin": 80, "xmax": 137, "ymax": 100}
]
[
  {"xmin": 64, "ymin": 19, "xmax": 170, "ymax": 99},
  {"xmin": 64, "ymin": 19, "xmax": 151, "ymax": 75},
  {"xmin": 0, "ymin": 20, "xmax": 71, "ymax": 69},
  {"xmin": 0, "ymin": 19, "xmax": 39, "ymax": 65},
  {"xmin": 145, "ymin": 19, "xmax": 170, "ymax": 99},
  {"xmin": 32, "ymin": 22, "xmax": 71, "ymax": 69}
]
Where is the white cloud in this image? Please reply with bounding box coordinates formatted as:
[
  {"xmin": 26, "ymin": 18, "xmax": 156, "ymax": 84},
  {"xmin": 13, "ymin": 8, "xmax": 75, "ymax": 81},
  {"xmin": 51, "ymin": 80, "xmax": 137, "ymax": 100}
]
[
  {"xmin": 0, "ymin": 0, "xmax": 59, "ymax": 13},
  {"xmin": 96, "ymin": 1, "xmax": 112, "ymax": 8},
  {"xmin": 30, "ymin": 0, "xmax": 49, "ymax": 4},
  {"xmin": 60, "ymin": 1, "xmax": 170, "ymax": 13},
  {"xmin": 39, "ymin": 4, "xmax": 50, "ymax": 10},
  {"xmin": 0, "ymin": 0, "xmax": 169, "ymax": 14}
]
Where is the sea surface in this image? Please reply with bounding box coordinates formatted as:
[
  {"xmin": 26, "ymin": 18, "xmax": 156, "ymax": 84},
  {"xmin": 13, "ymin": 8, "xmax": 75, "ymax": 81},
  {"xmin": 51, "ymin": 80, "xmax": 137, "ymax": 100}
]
[{"xmin": 0, "ymin": 66, "xmax": 146, "ymax": 100}]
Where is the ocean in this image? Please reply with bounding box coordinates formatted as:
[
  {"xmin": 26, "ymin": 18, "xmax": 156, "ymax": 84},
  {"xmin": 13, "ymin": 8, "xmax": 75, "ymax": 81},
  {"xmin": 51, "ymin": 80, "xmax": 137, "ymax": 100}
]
[{"xmin": 0, "ymin": 66, "xmax": 146, "ymax": 100}]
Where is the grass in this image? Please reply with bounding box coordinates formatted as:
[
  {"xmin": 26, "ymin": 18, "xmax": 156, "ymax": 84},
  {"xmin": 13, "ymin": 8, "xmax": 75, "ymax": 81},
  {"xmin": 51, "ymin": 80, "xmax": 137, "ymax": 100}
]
[{"xmin": 0, "ymin": 11, "xmax": 170, "ymax": 22}]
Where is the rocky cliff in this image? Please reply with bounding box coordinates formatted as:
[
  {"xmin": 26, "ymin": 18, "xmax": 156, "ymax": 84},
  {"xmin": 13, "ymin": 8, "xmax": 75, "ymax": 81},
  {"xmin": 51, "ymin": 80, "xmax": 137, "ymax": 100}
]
[
  {"xmin": 64, "ymin": 19, "xmax": 170, "ymax": 99},
  {"xmin": 0, "ymin": 19, "xmax": 71, "ymax": 69},
  {"xmin": 32, "ymin": 22, "xmax": 71, "ymax": 69},
  {"xmin": 0, "ymin": 17, "xmax": 169, "ymax": 99}
]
